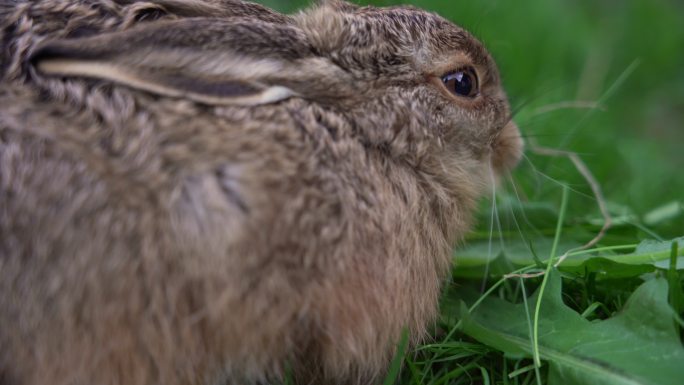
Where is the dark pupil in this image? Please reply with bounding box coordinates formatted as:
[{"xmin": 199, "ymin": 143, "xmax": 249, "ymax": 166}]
[{"xmin": 444, "ymin": 71, "xmax": 474, "ymax": 97}]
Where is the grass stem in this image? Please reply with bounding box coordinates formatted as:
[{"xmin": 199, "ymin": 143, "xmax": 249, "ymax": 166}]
[{"xmin": 532, "ymin": 184, "xmax": 569, "ymax": 367}]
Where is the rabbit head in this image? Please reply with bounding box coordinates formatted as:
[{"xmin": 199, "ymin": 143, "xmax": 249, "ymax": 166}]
[
  {"xmin": 28, "ymin": 0, "xmax": 521, "ymax": 176},
  {"xmin": 1, "ymin": 1, "xmax": 522, "ymax": 384}
]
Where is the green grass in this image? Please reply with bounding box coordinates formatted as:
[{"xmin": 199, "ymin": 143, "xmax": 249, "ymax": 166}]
[{"xmin": 261, "ymin": 0, "xmax": 684, "ymax": 383}]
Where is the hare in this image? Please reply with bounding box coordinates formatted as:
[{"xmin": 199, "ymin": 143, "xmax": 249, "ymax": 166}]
[{"xmin": 0, "ymin": 0, "xmax": 522, "ymax": 384}]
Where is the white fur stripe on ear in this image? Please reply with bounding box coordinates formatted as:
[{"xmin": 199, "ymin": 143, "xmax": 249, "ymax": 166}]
[{"xmin": 36, "ymin": 59, "xmax": 297, "ymax": 106}]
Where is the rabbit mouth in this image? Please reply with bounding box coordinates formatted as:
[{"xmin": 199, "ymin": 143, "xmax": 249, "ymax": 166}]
[{"xmin": 490, "ymin": 121, "xmax": 524, "ymax": 174}]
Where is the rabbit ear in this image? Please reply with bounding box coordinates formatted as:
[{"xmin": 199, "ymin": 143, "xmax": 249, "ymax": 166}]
[{"xmin": 31, "ymin": 18, "xmax": 323, "ymax": 106}]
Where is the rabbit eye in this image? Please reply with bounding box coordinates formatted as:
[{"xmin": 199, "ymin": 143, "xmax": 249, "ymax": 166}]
[{"xmin": 441, "ymin": 68, "xmax": 478, "ymax": 98}]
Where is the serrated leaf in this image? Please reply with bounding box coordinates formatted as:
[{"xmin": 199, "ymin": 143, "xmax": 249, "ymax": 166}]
[
  {"xmin": 452, "ymin": 253, "xmax": 518, "ymax": 278},
  {"xmin": 502, "ymin": 237, "xmax": 582, "ymax": 265},
  {"xmin": 559, "ymin": 257, "xmax": 655, "ymax": 279},
  {"xmin": 456, "ymin": 237, "xmax": 684, "ymax": 280},
  {"xmin": 633, "ymin": 237, "xmax": 684, "ymax": 269},
  {"xmin": 460, "ymin": 269, "xmax": 684, "ymax": 385},
  {"xmin": 454, "ymin": 241, "xmax": 503, "ymax": 267},
  {"xmin": 635, "ymin": 237, "xmax": 684, "ymax": 254},
  {"xmin": 557, "ymin": 237, "xmax": 684, "ymax": 278},
  {"xmin": 455, "ymin": 238, "xmax": 581, "ymax": 269}
]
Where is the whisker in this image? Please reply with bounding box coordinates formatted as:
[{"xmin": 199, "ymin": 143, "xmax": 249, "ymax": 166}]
[
  {"xmin": 520, "ymin": 153, "xmax": 596, "ymax": 200},
  {"xmin": 509, "ymin": 98, "xmax": 536, "ymax": 120},
  {"xmin": 529, "ymin": 100, "xmax": 604, "ymax": 117},
  {"xmin": 529, "ymin": 146, "xmax": 612, "ymax": 263},
  {"xmin": 506, "ymin": 81, "xmax": 595, "ymax": 124},
  {"xmin": 508, "ymin": 82, "xmax": 576, "ymax": 120},
  {"xmin": 500, "ymin": 133, "xmax": 572, "ymax": 140},
  {"xmin": 481, "ymin": 160, "xmax": 498, "ymax": 293},
  {"xmin": 504, "ymin": 174, "xmax": 546, "ymax": 239}
]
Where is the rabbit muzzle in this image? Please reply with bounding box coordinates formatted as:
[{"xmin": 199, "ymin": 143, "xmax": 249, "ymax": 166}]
[{"xmin": 490, "ymin": 120, "xmax": 523, "ymax": 174}]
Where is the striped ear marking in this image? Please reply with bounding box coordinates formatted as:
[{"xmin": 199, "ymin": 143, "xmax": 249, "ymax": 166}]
[{"xmin": 31, "ymin": 19, "xmax": 300, "ymax": 106}]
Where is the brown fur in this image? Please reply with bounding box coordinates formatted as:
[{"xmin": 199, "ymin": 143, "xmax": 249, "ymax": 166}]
[{"xmin": 0, "ymin": 1, "xmax": 523, "ymax": 384}]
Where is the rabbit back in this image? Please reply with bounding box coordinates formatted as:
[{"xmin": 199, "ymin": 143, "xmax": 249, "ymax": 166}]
[
  {"xmin": 0, "ymin": 0, "xmax": 509, "ymax": 384},
  {"xmin": 0, "ymin": 81, "xmax": 457, "ymax": 385}
]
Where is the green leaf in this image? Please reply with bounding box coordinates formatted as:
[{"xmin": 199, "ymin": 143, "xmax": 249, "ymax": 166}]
[
  {"xmin": 455, "ymin": 238, "xmax": 582, "ymax": 270},
  {"xmin": 455, "ymin": 237, "xmax": 684, "ymax": 280},
  {"xmin": 452, "ymin": 253, "xmax": 519, "ymax": 279},
  {"xmin": 559, "ymin": 257, "xmax": 655, "ymax": 279},
  {"xmin": 460, "ymin": 270, "xmax": 684, "ymax": 385},
  {"xmin": 454, "ymin": 241, "xmax": 504, "ymax": 267},
  {"xmin": 634, "ymin": 237, "xmax": 684, "ymax": 270},
  {"xmin": 557, "ymin": 237, "xmax": 684, "ymax": 276}
]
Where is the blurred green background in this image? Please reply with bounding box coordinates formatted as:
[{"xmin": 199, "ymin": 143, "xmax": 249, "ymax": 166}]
[{"xmin": 258, "ymin": 0, "xmax": 684, "ymax": 237}]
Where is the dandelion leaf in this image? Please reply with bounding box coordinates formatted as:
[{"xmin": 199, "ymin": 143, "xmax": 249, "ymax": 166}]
[{"xmin": 460, "ymin": 269, "xmax": 684, "ymax": 385}]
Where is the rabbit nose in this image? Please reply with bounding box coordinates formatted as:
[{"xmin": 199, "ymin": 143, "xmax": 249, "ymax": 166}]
[{"xmin": 491, "ymin": 121, "xmax": 523, "ymax": 173}]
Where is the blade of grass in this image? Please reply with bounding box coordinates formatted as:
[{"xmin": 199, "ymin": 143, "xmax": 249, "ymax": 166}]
[
  {"xmin": 433, "ymin": 362, "xmax": 479, "ymax": 385},
  {"xmin": 532, "ymin": 184, "xmax": 569, "ymax": 367},
  {"xmin": 507, "ymin": 363, "xmax": 539, "ymax": 379},
  {"xmin": 479, "ymin": 365, "xmax": 491, "ymax": 385},
  {"xmin": 579, "ymin": 302, "xmax": 601, "ymax": 319},
  {"xmin": 283, "ymin": 361, "xmax": 293, "ymax": 385},
  {"xmin": 382, "ymin": 328, "xmax": 410, "ymax": 385},
  {"xmin": 403, "ymin": 353, "xmax": 422, "ymax": 385},
  {"xmin": 667, "ymin": 241, "xmax": 682, "ymax": 339},
  {"xmin": 519, "ymin": 278, "xmax": 542, "ymax": 385}
]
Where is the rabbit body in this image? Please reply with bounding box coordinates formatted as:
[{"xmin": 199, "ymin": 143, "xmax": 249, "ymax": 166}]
[{"xmin": 0, "ymin": 1, "xmax": 522, "ymax": 384}]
